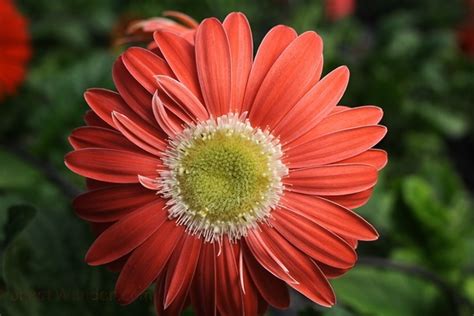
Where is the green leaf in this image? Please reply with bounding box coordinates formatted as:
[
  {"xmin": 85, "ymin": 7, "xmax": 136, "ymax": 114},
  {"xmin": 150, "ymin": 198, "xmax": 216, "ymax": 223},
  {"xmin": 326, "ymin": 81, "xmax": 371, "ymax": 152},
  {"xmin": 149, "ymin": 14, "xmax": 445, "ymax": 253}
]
[
  {"xmin": 332, "ymin": 266, "xmax": 449, "ymax": 316},
  {"xmin": 0, "ymin": 150, "xmax": 42, "ymax": 190}
]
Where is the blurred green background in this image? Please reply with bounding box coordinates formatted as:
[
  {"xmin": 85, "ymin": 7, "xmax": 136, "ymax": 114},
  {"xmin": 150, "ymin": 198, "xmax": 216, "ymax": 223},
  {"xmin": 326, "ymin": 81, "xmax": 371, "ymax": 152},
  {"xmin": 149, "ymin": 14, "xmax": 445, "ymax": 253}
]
[{"xmin": 1, "ymin": 0, "xmax": 473, "ymax": 315}]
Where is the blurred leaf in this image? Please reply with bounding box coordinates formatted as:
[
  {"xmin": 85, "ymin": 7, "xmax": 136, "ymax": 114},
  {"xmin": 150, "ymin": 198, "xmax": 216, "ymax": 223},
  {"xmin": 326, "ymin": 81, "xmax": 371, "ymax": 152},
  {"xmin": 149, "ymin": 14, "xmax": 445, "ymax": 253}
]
[
  {"xmin": 0, "ymin": 150, "xmax": 42, "ymax": 190},
  {"xmin": 332, "ymin": 266, "xmax": 449, "ymax": 316}
]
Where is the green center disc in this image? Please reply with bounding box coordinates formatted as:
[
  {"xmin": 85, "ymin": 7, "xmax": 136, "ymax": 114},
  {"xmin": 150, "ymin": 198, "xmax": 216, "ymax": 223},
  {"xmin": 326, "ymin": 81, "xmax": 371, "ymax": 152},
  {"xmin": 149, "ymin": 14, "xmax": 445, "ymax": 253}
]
[{"xmin": 176, "ymin": 130, "xmax": 271, "ymax": 224}]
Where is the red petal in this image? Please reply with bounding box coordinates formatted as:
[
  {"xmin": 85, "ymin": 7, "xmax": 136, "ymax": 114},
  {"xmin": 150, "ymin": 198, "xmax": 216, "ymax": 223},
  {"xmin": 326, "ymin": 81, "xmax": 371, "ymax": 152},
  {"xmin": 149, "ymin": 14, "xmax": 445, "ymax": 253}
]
[
  {"xmin": 249, "ymin": 31, "xmax": 323, "ymax": 128},
  {"xmin": 84, "ymin": 110, "xmax": 109, "ymax": 128},
  {"xmin": 338, "ymin": 149, "xmax": 388, "ymax": 170},
  {"xmin": 281, "ymin": 191, "xmax": 378, "ymax": 240},
  {"xmin": 317, "ymin": 262, "xmax": 350, "ymax": 279},
  {"xmin": 112, "ymin": 111, "xmax": 166, "ymax": 156},
  {"xmin": 325, "ymin": 188, "xmax": 374, "ymax": 209},
  {"xmin": 223, "ymin": 12, "xmax": 253, "ymax": 113},
  {"xmin": 215, "ymin": 238, "xmax": 243, "ymax": 315},
  {"xmin": 191, "ymin": 243, "xmax": 217, "ymax": 316},
  {"xmin": 156, "ymin": 75, "xmax": 209, "ymax": 121},
  {"xmin": 69, "ymin": 126, "xmax": 137, "ymax": 152},
  {"xmin": 238, "ymin": 248, "xmax": 260, "ymax": 315},
  {"xmin": 246, "ymin": 227, "xmax": 336, "ymax": 307},
  {"xmin": 155, "ymin": 274, "xmax": 191, "ymax": 316},
  {"xmin": 122, "ymin": 47, "xmax": 173, "ymax": 94},
  {"xmin": 274, "ymin": 66, "xmax": 349, "ymax": 143},
  {"xmin": 285, "ymin": 164, "xmax": 378, "ymax": 196},
  {"xmin": 242, "ymin": 243, "xmax": 289, "ymax": 309},
  {"xmin": 164, "ymin": 234, "xmax": 201, "ymax": 308},
  {"xmin": 65, "ymin": 148, "xmax": 162, "ymax": 183},
  {"xmin": 153, "ymin": 30, "xmax": 203, "ymax": 100},
  {"xmin": 290, "ymin": 105, "xmax": 383, "ymax": 147},
  {"xmin": 287, "ymin": 125, "xmax": 387, "ymax": 168},
  {"xmin": 195, "ymin": 18, "xmax": 232, "ymax": 116},
  {"xmin": 113, "ymin": 57, "xmax": 156, "ymax": 126},
  {"xmin": 242, "ymin": 25, "xmax": 297, "ymax": 113},
  {"xmin": 84, "ymin": 88, "xmax": 162, "ymax": 138},
  {"xmin": 115, "ymin": 221, "xmax": 184, "ymax": 305},
  {"xmin": 73, "ymin": 184, "xmax": 157, "ymax": 222},
  {"xmin": 152, "ymin": 92, "xmax": 183, "ymax": 136},
  {"xmin": 331, "ymin": 105, "xmax": 350, "ymax": 114},
  {"xmin": 272, "ymin": 209, "xmax": 357, "ymax": 268},
  {"xmin": 162, "ymin": 11, "xmax": 198, "ymax": 28},
  {"xmin": 85, "ymin": 199, "xmax": 167, "ymax": 266}
]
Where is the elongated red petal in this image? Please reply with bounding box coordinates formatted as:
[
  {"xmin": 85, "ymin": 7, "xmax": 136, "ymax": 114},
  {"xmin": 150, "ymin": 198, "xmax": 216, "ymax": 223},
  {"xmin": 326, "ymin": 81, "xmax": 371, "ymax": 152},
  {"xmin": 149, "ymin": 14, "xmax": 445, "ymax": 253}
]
[
  {"xmin": 155, "ymin": 274, "xmax": 191, "ymax": 316},
  {"xmin": 325, "ymin": 188, "xmax": 374, "ymax": 209},
  {"xmin": 69, "ymin": 126, "xmax": 137, "ymax": 152},
  {"xmin": 338, "ymin": 149, "xmax": 388, "ymax": 170},
  {"xmin": 113, "ymin": 57, "xmax": 155, "ymax": 126},
  {"xmin": 85, "ymin": 199, "xmax": 167, "ymax": 265},
  {"xmin": 274, "ymin": 66, "xmax": 349, "ymax": 143},
  {"xmin": 153, "ymin": 30, "xmax": 202, "ymax": 100},
  {"xmin": 191, "ymin": 243, "xmax": 217, "ymax": 316},
  {"xmin": 215, "ymin": 238, "xmax": 243, "ymax": 315},
  {"xmin": 317, "ymin": 262, "xmax": 350, "ymax": 279},
  {"xmin": 285, "ymin": 164, "xmax": 378, "ymax": 196},
  {"xmin": 84, "ymin": 110, "xmax": 109, "ymax": 128},
  {"xmin": 84, "ymin": 88, "xmax": 135, "ymax": 128},
  {"xmin": 242, "ymin": 243, "xmax": 290, "ymax": 309},
  {"xmin": 223, "ymin": 12, "xmax": 253, "ymax": 113},
  {"xmin": 116, "ymin": 221, "xmax": 184, "ymax": 305},
  {"xmin": 112, "ymin": 111, "xmax": 167, "ymax": 156},
  {"xmin": 249, "ymin": 31, "xmax": 323, "ymax": 128},
  {"xmin": 84, "ymin": 88, "xmax": 163, "ymax": 139},
  {"xmin": 238, "ymin": 249, "xmax": 259, "ymax": 315},
  {"xmin": 242, "ymin": 25, "xmax": 297, "ymax": 113},
  {"xmin": 272, "ymin": 209, "xmax": 357, "ymax": 268},
  {"xmin": 65, "ymin": 148, "xmax": 161, "ymax": 183},
  {"xmin": 290, "ymin": 105, "xmax": 384, "ymax": 147},
  {"xmin": 122, "ymin": 47, "xmax": 173, "ymax": 94},
  {"xmin": 164, "ymin": 234, "xmax": 201, "ymax": 308},
  {"xmin": 73, "ymin": 184, "xmax": 157, "ymax": 222},
  {"xmin": 287, "ymin": 125, "xmax": 387, "ymax": 168},
  {"xmin": 246, "ymin": 227, "xmax": 336, "ymax": 306},
  {"xmin": 163, "ymin": 10, "xmax": 199, "ymax": 28},
  {"xmin": 281, "ymin": 191, "xmax": 378, "ymax": 240},
  {"xmin": 152, "ymin": 92, "xmax": 183, "ymax": 136},
  {"xmin": 195, "ymin": 18, "xmax": 231, "ymax": 116},
  {"xmin": 156, "ymin": 75, "xmax": 209, "ymax": 121}
]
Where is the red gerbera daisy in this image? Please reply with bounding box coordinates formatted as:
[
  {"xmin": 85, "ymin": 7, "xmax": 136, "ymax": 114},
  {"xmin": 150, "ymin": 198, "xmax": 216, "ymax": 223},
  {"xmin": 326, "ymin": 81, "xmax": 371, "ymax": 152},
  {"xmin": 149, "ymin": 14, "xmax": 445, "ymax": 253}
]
[
  {"xmin": 65, "ymin": 12, "xmax": 387, "ymax": 316},
  {"xmin": 0, "ymin": 0, "xmax": 31, "ymax": 100},
  {"xmin": 119, "ymin": 11, "xmax": 198, "ymax": 49}
]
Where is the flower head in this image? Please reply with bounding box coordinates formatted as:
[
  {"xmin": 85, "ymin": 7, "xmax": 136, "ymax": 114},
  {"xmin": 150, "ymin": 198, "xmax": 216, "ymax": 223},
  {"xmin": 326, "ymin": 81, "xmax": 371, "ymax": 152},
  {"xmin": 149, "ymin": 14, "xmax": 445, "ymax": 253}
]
[
  {"xmin": 0, "ymin": 0, "xmax": 31, "ymax": 101},
  {"xmin": 66, "ymin": 12, "xmax": 387, "ymax": 315}
]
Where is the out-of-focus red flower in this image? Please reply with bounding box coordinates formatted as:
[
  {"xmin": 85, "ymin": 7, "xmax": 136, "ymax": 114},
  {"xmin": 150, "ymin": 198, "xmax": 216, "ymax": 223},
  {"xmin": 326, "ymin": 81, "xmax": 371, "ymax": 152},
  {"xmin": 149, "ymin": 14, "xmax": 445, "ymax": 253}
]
[
  {"xmin": 116, "ymin": 11, "xmax": 198, "ymax": 49},
  {"xmin": 0, "ymin": 0, "xmax": 31, "ymax": 101},
  {"xmin": 457, "ymin": 0, "xmax": 474, "ymax": 56},
  {"xmin": 325, "ymin": 0, "xmax": 355, "ymax": 21},
  {"xmin": 66, "ymin": 12, "xmax": 387, "ymax": 315}
]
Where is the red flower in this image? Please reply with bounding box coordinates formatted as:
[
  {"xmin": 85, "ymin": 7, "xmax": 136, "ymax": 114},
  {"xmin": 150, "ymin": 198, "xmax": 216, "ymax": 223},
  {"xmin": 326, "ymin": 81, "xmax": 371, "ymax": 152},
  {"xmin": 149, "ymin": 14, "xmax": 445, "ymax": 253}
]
[
  {"xmin": 325, "ymin": 0, "xmax": 355, "ymax": 21},
  {"xmin": 118, "ymin": 11, "xmax": 198, "ymax": 49},
  {"xmin": 0, "ymin": 0, "xmax": 31, "ymax": 100},
  {"xmin": 65, "ymin": 12, "xmax": 387, "ymax": 315},
  {"xmin": 457, "ymin": 0, "xmax": 474, "ymax": 56}
]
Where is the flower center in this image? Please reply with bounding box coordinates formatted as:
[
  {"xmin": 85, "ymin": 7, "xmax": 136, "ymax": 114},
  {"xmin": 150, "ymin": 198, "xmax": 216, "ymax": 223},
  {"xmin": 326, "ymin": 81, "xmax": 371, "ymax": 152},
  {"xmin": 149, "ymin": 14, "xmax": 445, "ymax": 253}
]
[{"xmin": 160, "ymin": 113, "xmax": 287, "ymax": 242}]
